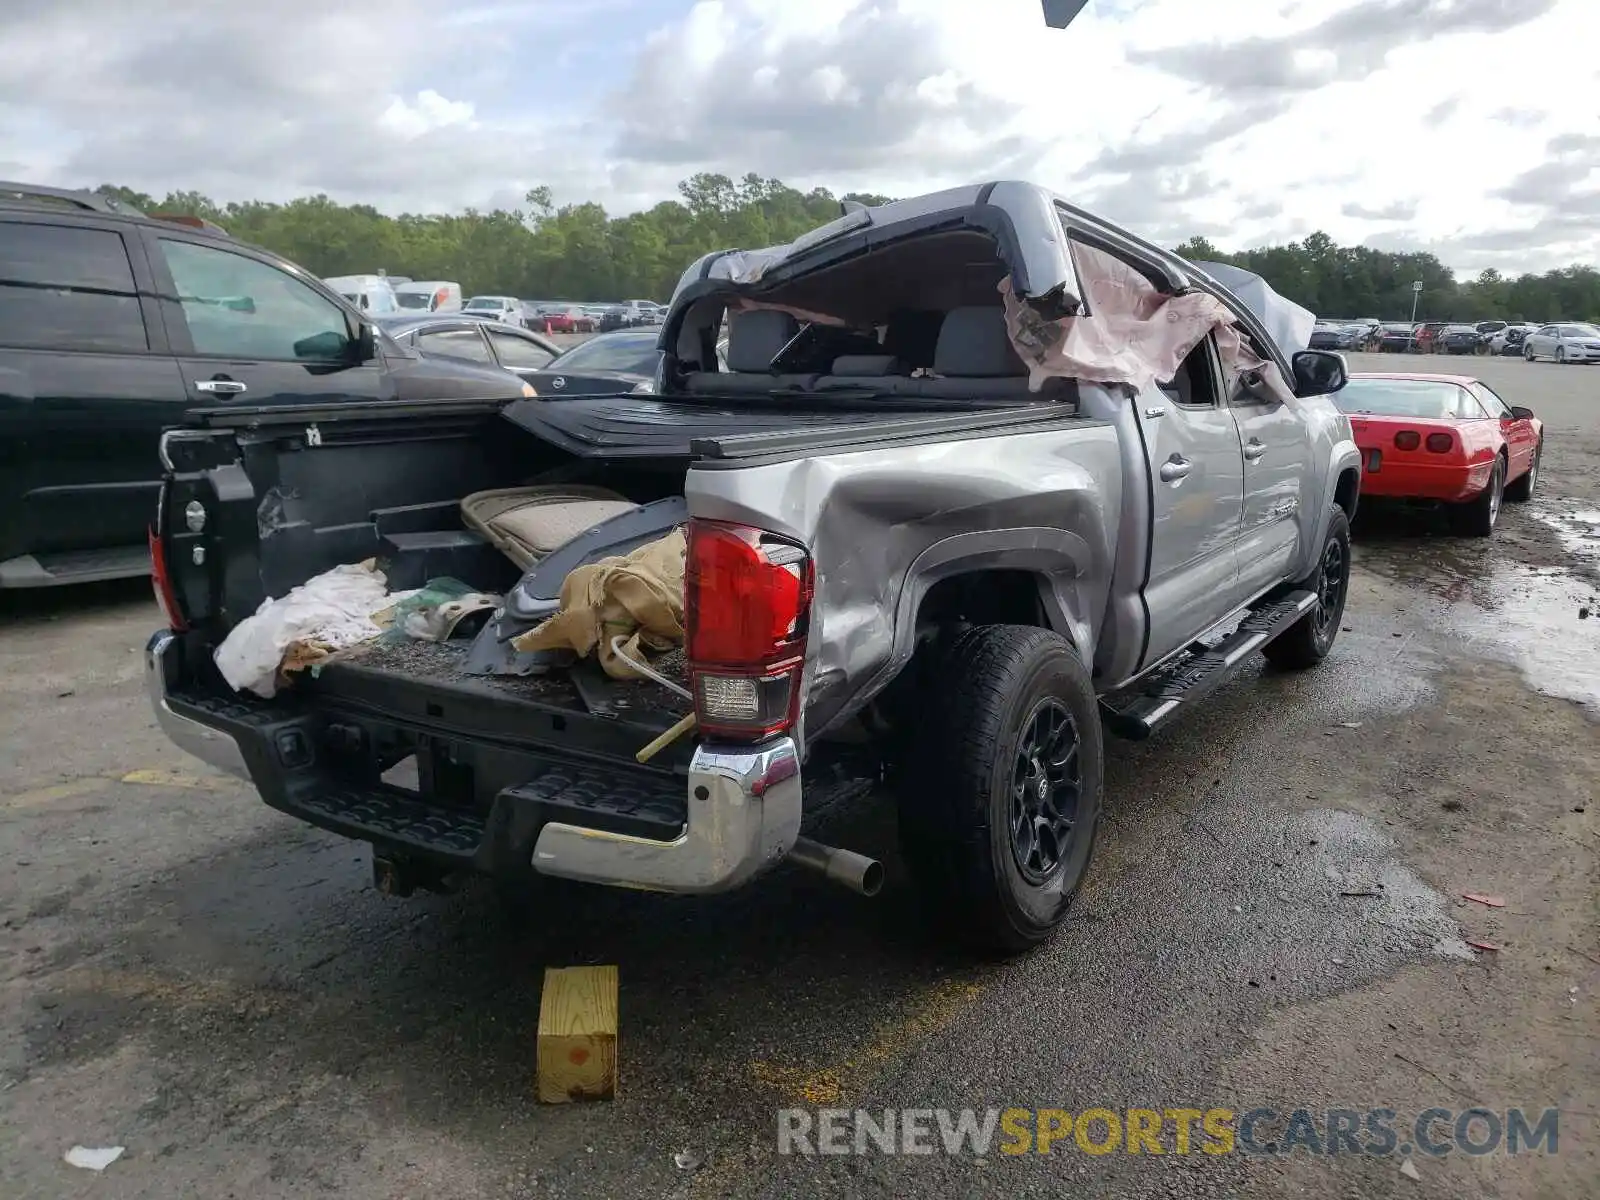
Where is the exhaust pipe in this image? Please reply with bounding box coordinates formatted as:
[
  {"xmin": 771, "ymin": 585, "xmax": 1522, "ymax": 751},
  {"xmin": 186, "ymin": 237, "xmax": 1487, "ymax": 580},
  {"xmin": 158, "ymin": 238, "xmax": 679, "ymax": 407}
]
[{"xmin": 788, "ymin": 836, "xmax": 884, "ymax": 897}]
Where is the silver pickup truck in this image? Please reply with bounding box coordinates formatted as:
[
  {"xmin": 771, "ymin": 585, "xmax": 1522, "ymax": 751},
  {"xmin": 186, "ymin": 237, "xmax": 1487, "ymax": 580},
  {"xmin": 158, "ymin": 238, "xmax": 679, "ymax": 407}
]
[{"xmin": 148, "ymin": 181, "xmax": 1361, "ymax": 952}]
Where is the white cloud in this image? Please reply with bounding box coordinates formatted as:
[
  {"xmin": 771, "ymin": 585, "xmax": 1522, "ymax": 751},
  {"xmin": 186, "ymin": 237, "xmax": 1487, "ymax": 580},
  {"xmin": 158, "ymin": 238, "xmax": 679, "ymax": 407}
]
[
  {"xmin": 0, "ymin": 0, "xmax": 1595, "ymax": 273},
  {"xmin": 378, "ymin": 90, "xmax": 477, "ymax": 140}
]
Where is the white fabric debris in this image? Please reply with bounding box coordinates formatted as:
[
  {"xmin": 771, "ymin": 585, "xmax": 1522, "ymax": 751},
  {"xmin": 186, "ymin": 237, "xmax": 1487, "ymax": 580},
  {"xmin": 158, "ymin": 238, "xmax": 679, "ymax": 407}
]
[
  {"xmin": 64, "ymin": 1146, "xmax": 125, "ymax": 1171},
  {"xmin": 214, "ymin": 562, "xmax": 392, "ymax": 698}
]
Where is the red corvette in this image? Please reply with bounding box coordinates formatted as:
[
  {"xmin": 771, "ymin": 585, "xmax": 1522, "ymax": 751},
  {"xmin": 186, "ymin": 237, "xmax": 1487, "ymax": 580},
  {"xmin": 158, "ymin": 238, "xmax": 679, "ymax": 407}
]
[{"xmin": 1335, "ymin": 373, "xmax": 1542, "ymax": 535}]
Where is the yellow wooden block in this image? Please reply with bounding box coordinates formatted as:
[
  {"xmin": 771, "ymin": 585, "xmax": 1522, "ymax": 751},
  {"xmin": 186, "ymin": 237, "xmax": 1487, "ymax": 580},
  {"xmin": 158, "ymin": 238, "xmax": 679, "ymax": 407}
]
[{"xmin": 537, "ymin": 965, "xmax": 619, "ymax": 1103}]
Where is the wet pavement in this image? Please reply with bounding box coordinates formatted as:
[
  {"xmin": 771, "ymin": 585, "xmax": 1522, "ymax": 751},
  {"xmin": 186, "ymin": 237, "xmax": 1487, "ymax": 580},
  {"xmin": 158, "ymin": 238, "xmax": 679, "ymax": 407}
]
[{"xmin": 1, "ymin": 352, "xmax": 1595, "ymax": 1199}]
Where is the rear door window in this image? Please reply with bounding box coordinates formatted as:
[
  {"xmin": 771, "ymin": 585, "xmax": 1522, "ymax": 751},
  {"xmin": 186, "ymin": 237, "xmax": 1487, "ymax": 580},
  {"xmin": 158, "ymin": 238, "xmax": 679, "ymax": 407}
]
[
  {"xmin": 157, "ymin": 238, "xmax": 353, "ymax": 361},
  {"xmin": 0, "ymin": 221, "xmax": 148, "ymax": 352},
  {"xmin": 417, "ymin": 326, "xmax": 494, "ymax": 363},
  {"xmin": 487, "ymin": 329, "xmax": 554, "ymax": 369}
]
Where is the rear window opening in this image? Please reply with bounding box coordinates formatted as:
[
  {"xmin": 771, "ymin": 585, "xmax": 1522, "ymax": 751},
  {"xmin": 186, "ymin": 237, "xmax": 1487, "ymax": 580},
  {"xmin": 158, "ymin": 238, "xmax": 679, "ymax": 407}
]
[{"xmin": 670, "ymin": 230, "xmax": 1073, "ymax": 405}]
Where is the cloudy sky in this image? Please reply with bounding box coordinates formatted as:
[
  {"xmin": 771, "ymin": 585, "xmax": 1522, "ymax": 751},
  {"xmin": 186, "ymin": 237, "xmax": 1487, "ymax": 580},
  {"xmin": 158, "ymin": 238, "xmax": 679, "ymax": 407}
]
[{"xmin": 1, "ymin": 0, "xmax": 1595, "ymax": 275}]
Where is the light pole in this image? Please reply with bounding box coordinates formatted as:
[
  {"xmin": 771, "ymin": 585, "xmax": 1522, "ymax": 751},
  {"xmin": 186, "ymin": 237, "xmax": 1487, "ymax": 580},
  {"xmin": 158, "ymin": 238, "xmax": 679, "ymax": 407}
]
[{"xmin": 1409, "ymin": 279, "xmax": 1422, "ymax": 324}]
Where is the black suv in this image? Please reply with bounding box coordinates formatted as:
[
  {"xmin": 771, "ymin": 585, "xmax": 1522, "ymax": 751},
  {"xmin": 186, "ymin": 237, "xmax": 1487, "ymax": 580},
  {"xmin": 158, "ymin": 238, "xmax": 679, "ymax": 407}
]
[{"xmin": 0, "ymin": 183, "xmax": 532, "ymax": 588}]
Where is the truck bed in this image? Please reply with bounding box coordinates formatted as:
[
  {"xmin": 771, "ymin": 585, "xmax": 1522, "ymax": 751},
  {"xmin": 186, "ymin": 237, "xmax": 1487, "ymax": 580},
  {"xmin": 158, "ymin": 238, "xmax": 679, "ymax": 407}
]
[{"xmin": 324, "ymin": 638, "xmax": 692, "ymax": 726}]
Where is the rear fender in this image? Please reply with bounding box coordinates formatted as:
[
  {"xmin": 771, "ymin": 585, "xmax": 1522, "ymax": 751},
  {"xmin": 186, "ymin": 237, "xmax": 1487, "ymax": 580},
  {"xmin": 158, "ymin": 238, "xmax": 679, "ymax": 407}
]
[{"xmin": 809, "ymin": 528, "xmax": 1097, "ymax": 740}]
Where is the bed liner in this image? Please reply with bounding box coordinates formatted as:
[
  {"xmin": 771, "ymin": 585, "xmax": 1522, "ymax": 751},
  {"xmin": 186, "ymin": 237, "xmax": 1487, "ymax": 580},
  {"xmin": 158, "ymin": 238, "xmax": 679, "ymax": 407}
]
[{"xmin": 328, "ymin": 639, "xmax": 691, "ymax": 724}]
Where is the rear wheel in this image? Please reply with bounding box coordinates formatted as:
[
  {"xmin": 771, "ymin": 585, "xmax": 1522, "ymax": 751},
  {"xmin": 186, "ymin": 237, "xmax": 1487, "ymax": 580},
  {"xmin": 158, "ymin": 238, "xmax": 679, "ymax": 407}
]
[
  {"xmin": 899, "ymin": 626, "xmax": 1103, "ymax": 954},
  {"xmin": 1452, "ymin": 456, "xmax": 1504, "ymax": 536},
  {"xmin": 1264, "ymin": 507, "xmax": 1351, "ymax": 670},
  {"xmin": 1504, "ymin": 440, "xmax": 1541, "ymax": 503},
  {"xmin": 1557, "ymin": 345, "xmax": 1568, "ymax": 364},
  {"xmin": 1524, "ymin": 344, "xmax": 1537, "ymax": 361}
]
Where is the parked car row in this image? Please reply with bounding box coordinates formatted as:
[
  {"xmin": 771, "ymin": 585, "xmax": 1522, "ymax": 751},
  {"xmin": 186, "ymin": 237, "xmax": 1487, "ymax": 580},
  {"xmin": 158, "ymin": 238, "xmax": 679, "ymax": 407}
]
[
  {"xmin": 320, "ymin": 274, "xmax": 466, "ymax": 315},
  {"xmin": 372, "ymin": 316, "xmax": 673, "ymax": 394},
  {"xmin": 309, "ymin": 278, "xmax": 668, "ymax": 335},
  {"xmin": 1314, "ymin": 316, "xmax": 1600, "ymax": 361},
  {"xmin": 524, "ymin": 299, "xmax": 664, "ymax": 334}
]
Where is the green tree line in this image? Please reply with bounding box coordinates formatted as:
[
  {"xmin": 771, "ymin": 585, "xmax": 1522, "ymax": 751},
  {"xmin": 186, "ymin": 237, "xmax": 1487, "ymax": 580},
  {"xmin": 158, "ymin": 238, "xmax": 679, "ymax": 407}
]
[
  {"xmin": 95, "ymin": 174, "xmax": 892, "ymax": 305},
  {"xmin": 97, "ymin": 175, "xmax": 1598, "ymax": 322},
  {"xmin": 1174, "ymin": 231, "xmax": 1599, "ymax": 325}
]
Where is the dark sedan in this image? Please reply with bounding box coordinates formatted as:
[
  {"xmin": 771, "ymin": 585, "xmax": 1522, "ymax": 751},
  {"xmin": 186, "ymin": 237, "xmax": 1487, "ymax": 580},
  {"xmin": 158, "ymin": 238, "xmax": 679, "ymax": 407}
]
[
  {"xmin": 1377, "ymin": 323, "xmax": 1416, "ymax": 352},
  {"xmin": 598, "ymin": 305, "xmax": 632, "ymax": 332},
  {"xmin": 521, "ymin": 327, "xmax": 663, "ymax": 396},
  {"xmin": 374, "ymin": 313, "xmax": 561, "ymax": 381},
  {"xmin": 1308, "ymin": 323, "xmax": 1346, "ymax": 350},
  {"xmin": 1435, "ymin": 324, "xmax": 1485, "ymax": 355}
]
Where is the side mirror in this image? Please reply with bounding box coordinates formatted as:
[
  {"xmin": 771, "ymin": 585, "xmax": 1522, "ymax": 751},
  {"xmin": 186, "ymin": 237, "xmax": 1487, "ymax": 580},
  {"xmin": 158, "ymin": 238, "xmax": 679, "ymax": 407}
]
[
  {"xmin": 1509, "ymin": 405, "xmax": 1534, "ymax": 420},
  {"xmin": 1290, "ymin": 349, "xmax": 1348, "ymax": 398},
  {"xmin": 354, "ymin": 322, "xmax": 378, "ymax": 363},
  {"xmin": 292, "ymin": 329, "xmax": 351, "ymax": 361}
]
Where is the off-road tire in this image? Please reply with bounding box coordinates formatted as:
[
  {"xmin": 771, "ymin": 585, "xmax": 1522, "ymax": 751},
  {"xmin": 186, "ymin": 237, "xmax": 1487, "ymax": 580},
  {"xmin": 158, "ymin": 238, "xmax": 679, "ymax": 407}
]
[
  {"xmin": 1504, "ymin": 440, "xmax": 1541, "ymax": 503},
  {"xmin": 1263, "ymin": 506, "xmax": 1351, "ymax": 670},
  {"xmin": 898, "ymin": 625, "xmax": 1103, "ymax": 955},
  {"xmin": 1450, "ymin": 455, "xmax": 1504, "ymax": 536}
]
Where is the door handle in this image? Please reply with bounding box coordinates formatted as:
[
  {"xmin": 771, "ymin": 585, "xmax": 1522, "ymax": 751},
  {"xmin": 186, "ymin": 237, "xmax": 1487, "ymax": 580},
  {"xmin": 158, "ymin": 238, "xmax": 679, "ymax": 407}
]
[
  {"xmin": 1158, "ymin": 455, "xmax": 1192, "ymax": 482},
  {"xmin": 195, "ymin": 379, "xmax": 247, "ymax": 395},
  {"xmin": 1243, "ymin": 439, "xmax": 1267, "ymax": 461}
]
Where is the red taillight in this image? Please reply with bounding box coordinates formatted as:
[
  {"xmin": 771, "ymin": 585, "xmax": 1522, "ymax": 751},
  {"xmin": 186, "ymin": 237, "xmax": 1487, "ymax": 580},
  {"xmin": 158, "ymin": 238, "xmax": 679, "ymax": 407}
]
[
  {"xmin": 1425, "ymin": 433, "xmax": 1453, "ymax": 453},
  {"xmin": 1394, "ymin": 431, "xmax": 1421, "ymax": 451},
  {"xmin": 148, "ymin": 526, "xmax": 189, "ymax": 632},
  {"xmin": 685, "ymin": 520, "xmax": 813, "ymax": 739}
]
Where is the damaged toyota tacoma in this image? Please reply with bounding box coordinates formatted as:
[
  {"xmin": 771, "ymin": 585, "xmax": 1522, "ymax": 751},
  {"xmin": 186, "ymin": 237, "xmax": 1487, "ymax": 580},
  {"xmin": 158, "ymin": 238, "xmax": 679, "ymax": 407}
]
[{"xmin": 147, "ymin": 182, "xmax": 1361, "ymax": 952}]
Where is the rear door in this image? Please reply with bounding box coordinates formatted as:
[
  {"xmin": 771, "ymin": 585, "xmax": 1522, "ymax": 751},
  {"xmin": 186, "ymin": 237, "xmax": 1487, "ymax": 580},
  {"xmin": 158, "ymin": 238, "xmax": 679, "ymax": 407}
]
[
  {"xmin": 1137, "ymin": 336, "xmax": 1246, "ymax": 667},
  {"xmin": 484, "ymin": 327, "xmax": 557, "ymax": 380},
  {"xmin": 1229, "ymin": 347, "xmax": 1315, "ymax": 600},
  {"xmin": 142, "ymin": 230, "xmax": 393, "ymax": 409},
  {"xmin": 413, "ymin": 322, "xmax": 497, "ymax": 368},
  {"xmin": 0, "ymin": 214, "xmax": 187, "ymax": 575}
]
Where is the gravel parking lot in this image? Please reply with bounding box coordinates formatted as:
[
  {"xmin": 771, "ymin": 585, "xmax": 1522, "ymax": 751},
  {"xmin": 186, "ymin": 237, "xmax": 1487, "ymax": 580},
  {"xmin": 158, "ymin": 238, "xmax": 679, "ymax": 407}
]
[{"xmin": 1, "ymin": 352, "xmax": 1595, "ymax": 1199}]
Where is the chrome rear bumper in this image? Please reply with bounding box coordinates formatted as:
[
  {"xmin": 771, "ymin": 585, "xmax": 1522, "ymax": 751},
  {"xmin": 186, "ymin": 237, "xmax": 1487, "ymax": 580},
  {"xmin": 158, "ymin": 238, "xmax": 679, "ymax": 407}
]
[
  {"xmin": 145, "ymin": 630, "xmax": 250, "ymax": 781},
  {"xmin": 531, "ymin": 738, "xmax": 803, "ymax": 894}
]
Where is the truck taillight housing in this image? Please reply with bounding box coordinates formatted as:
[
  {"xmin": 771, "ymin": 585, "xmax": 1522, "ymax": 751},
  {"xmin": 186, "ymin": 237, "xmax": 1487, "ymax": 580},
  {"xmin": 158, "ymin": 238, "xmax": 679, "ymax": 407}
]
[
  {"xmin": 685, "ymin": 520, "xmax": 813, "ymax": 739},
  {"xmin": 148, "ymin": 527, "xmax": 189, "ymax": 632}
]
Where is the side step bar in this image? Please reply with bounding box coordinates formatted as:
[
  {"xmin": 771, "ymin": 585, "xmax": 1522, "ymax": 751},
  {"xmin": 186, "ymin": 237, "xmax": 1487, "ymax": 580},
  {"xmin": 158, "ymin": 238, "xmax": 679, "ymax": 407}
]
[
  {"xmin": 0, "ymin": 544, "xmax": 151, "ymax": 588},
  {"xmin": 1100, "ymin": 590, "xmax": 1318, "ymax": 741}
]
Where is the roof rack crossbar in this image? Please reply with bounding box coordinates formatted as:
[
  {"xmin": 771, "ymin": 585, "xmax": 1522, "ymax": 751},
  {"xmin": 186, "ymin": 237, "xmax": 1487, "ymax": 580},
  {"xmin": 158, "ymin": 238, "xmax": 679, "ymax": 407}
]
[{"xmin": 0, "ymin": 181, "xmax": 143, "ymax": 216}]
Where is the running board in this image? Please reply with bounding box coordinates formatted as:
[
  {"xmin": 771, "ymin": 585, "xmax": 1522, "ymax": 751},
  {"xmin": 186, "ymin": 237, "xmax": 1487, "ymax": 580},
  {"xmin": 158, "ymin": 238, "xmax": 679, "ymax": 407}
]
[
  {"xmin": 1100, "ymin": 590, "xmax": 1318, "ymax": 741},
  {"xmin": 0, "ymin": 544, "xmax": 151, "ymax": 589}
]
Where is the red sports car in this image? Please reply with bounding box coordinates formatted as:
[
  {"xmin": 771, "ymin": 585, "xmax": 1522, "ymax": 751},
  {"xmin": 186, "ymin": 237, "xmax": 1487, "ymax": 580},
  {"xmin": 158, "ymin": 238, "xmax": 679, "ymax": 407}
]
[
  {"xmin": 1335, "ymin": 373, "xmax": 1543, "ymax": 536},
  {"xmin": 539, "ymin": 305, "xmax": 597, "ymax": 334}
]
